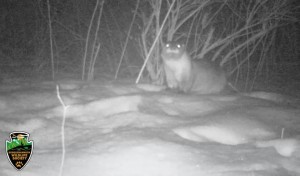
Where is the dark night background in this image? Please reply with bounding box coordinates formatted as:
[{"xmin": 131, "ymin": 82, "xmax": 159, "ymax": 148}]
[{"xmin": 0, "ymin": 0, "xmax": 299, "ymax": 95}]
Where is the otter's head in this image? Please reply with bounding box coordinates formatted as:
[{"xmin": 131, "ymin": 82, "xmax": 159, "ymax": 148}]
[{"xmin": 161, "ymin": 41, "xmax": 186, "ymax": 60}]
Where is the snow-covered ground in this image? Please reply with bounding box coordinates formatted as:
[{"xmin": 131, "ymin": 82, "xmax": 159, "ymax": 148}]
[{"xmin": 0, "ymin": 80, "xmax": 299, "ymax": 176}]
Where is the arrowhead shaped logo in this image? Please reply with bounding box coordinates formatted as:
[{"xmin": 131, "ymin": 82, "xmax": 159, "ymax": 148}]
[{"xmin": 6, "ymin": 132, "xmax": 33, "ymax": 171}]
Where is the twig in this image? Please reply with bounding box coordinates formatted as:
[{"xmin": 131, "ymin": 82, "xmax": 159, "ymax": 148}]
[
  {"xmin": 47, "ymin": 0, "xmax": 55, "ymax": 80},
  {"xmin": 82, "ymin": 0, "xmax": 101, "ymax": 80},
  {"xmin": 281, "ymin": 128, "xmax": 285, "ymax": 139},
  {"xmin": 87, "ymin": 0, "xmax": 105, "ymax": 81},
  {"xmin": 135, "ymin": 0, "xmax": 176, "ymax": 84},
  {"xmin": 115, "ymin": 0, "xmax": 140, "ymax": 79},
  {"xmin": 56, "ymin": 85, "xmax": 70, "ymax": 176},
  {"xmin": 88, "ymin": 43, "xmax": 101, "ymax": 80}
]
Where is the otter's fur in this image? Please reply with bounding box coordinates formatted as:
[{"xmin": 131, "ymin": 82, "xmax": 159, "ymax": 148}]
[{"xmin": 161, "ymin": 41, "xmax": 227, "ymax": 94}]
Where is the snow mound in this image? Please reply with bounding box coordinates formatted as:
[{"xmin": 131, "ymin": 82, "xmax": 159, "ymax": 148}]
[
  {"xmin": 1, "ymin": 82, "xmax": 299, "ymax": 176},
  {"xmin": 173, "ymin": 116, "xmax": 276, "ymax": 145},
  {"xmin": 48, "ymin": 95, "xmax": 142, "ymax": 121},
  {"xmin": 136, "ymin": 83, "xmax": 166, "ymax": 92},
  {"xmin": 243, "ymin": 91, "xmax": 300, "ymax": 106},
  {"xmin": 256, "ymin": 138, "xmax": 300, "ymax": 157}
]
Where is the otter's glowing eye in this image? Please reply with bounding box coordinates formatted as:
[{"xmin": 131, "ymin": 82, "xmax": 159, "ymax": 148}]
[
  {"xmin": 166, "ymin": 43, "xmax": 170, "ymax": 47},
  {"xmin": 177, "ymin": 44, "xmax": 181, "ymax": 48}
]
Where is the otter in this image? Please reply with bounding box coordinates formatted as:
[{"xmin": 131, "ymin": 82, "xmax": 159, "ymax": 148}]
[{"xmin": 161, "ymin": 41, "xmax": 227, "ymax": 94}]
